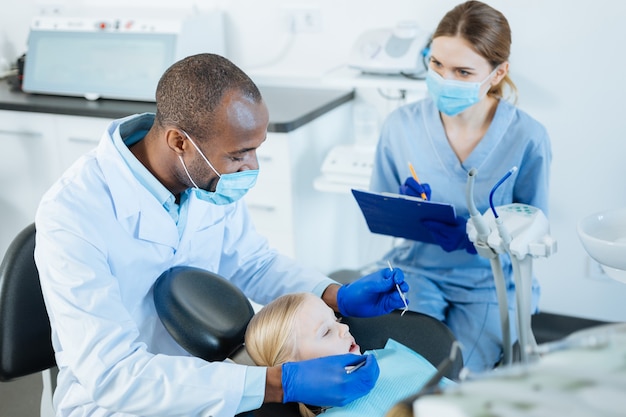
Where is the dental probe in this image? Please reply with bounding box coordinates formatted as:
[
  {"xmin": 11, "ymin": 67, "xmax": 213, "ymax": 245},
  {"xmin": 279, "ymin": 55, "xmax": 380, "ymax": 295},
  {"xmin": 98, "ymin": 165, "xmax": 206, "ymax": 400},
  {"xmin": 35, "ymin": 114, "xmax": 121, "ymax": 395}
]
[{"xmin": 387, "ymin": 260, "xmax": 408, "ymax": 316}]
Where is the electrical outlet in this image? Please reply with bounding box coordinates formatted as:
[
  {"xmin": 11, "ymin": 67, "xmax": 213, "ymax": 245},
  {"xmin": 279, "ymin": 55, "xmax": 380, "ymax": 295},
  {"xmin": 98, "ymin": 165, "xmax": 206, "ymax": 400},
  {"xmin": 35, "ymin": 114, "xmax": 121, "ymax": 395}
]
[
  {"xmin": 287, "ymin": 7, "xmax": 322, "ymax": 33},
  {"xmin": 37, "ymin": 3, "xmax": 64, "ymax": 15},
  {"xmin": 585, "ymin": 256, "xmax": 610, "ymax": 281}
]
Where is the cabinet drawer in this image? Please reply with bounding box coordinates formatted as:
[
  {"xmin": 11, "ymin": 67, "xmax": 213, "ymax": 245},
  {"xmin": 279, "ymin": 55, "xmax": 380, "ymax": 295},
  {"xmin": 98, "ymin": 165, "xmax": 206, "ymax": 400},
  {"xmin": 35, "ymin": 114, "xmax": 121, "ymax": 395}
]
[
  {"xmin": 55, "ymin": 115, "xmax": 112, "ymax": 171},
  {"xmin": 0, "ymin": 111, "xmax": 58, "ymax": 258},
  {"xmin": 256, "ymin": 134, "xmax": 290, "ymax": 180},
  {"xmin": 245, "ymin": 178, "xmax": 292, "ymax": 209},
  {"xmin": 246, "ymin": 199, "xmax": 292, "ymax": 230}
]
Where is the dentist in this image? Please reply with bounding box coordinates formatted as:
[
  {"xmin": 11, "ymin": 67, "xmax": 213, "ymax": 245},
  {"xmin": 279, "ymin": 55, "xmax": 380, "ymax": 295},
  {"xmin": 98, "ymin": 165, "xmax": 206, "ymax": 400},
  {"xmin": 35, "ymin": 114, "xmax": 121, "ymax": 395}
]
[{"xmin": 34, "ymin": 53, "xmax": 407, "ymax": 417}]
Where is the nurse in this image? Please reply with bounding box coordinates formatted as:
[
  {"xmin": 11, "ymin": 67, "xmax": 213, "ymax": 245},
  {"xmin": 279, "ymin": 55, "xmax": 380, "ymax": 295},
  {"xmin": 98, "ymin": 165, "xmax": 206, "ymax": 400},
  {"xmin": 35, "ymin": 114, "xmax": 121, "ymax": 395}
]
[
  {"xmin": 34, "ymin": 53, "xmax": 408, "ymax": 417},
  {"xmin": 369, "ymin": 0, "xmax": 551, "ymax": 372}
]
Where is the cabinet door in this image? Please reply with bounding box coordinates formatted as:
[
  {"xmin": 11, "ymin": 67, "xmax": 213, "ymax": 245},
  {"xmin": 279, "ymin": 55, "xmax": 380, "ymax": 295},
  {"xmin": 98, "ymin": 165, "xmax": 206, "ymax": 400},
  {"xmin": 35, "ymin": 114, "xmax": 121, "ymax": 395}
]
[
  {"xmin": 0, "ymin": 111, "xmax": 58, "ymax": 257},
  {"xmin": 244, "ymin": 133, "xmax": 295, "ymax": 257},
  {"xmin": 55, "ymin": 115, "xmax": 112, "ymax": 172}
]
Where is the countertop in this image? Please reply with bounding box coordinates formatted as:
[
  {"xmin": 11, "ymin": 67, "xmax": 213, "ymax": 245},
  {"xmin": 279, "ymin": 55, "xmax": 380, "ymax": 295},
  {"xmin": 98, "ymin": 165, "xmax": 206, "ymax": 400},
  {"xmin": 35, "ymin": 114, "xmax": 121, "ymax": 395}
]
[{"xmin": 0, "ymin": 78, "xmax": 354, "ymax": 133}]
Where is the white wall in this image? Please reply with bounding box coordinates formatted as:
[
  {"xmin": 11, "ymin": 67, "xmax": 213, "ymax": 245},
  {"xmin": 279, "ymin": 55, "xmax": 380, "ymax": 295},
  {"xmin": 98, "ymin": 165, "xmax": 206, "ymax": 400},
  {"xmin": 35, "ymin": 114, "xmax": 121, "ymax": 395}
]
[{"xmin": 2, "ymin": 0, "xmax": 626, "ymax": 322}]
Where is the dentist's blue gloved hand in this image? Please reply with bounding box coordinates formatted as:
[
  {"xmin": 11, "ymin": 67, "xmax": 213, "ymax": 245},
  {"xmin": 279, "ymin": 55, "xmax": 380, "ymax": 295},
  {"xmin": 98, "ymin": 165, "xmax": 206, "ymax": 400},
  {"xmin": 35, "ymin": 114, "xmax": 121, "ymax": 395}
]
[
  {"xmin": 336, "ymin": 268, "xmax": 409, "ymax": 317},
  {"xmin": 282, "ymin": 354, "xmax": 379, "ymax": 406},
  {"xmin": 399, "ymin": 177, "xmax": 432, "ymax": 200},
  {"xmin": 422, "ymin": 215, "xmax": 478, "ymax": 254}
]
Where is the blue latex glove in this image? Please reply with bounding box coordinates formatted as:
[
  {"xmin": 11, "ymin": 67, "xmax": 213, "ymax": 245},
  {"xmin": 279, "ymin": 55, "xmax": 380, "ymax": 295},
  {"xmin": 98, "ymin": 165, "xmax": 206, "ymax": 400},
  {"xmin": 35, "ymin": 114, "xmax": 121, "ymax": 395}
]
[
  {"xmin": 399, "ymin": 177, "xmax": 432, "ymax": 200},
  {"xmin": 422, "ymin": 215, "xmax": 478, "ymax": 254},
  {"xmin": 282, "ymin": 354, "xmax": 379, "ymax": 407},
  {"xmin": 336, "ymin": 268, "xmax": 409, "ymax": 317}
]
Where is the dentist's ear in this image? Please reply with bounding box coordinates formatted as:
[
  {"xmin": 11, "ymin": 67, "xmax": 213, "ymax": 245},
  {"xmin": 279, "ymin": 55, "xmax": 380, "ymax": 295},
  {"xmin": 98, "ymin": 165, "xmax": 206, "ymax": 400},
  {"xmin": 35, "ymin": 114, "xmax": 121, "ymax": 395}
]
[{"xmin": 165, "ymin": 128, "xmax": 187, "ymax": 155}]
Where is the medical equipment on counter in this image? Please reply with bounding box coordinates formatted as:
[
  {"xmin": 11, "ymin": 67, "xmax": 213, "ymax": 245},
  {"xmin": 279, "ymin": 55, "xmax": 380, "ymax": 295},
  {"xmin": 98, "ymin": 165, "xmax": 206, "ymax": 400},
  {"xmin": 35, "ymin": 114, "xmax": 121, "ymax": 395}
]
[
  {"xmin": 412, "ymin": 322, "xmax": 626, "ymax": 417},
  {"xmin": 313, "ymin": 144, "xmax": 375, "ymax": 193},
  {"xmin": 578, "ymin": 207, "xmax": 626, "ymax": 284},
  {"xmin": 466, "ymin": 167, "xmax": 557, "ymax": 366},
  {"xmin": 348, "ymin": 21, "xmax": 431, "ymax": 77},
  {"xmin": 22, "ymin": 12, "xmax": 225, "ymax": 101}
]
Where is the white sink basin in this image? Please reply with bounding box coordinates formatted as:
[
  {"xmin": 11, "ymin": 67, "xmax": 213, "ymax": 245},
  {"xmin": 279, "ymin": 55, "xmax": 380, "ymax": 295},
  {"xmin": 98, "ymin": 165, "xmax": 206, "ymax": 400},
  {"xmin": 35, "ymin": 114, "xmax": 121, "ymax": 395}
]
[{"xmin": 578, "ymin": 207, "xmax": 626, "ymax": 284}]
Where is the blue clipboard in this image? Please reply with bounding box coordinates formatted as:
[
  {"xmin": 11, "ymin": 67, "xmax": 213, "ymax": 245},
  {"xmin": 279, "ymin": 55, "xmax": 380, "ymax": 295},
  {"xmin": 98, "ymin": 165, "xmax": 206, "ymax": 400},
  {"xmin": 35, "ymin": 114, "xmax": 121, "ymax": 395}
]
[{"xmin": 351, "ymin": 189, "xmax": 457, "ymax": 244}]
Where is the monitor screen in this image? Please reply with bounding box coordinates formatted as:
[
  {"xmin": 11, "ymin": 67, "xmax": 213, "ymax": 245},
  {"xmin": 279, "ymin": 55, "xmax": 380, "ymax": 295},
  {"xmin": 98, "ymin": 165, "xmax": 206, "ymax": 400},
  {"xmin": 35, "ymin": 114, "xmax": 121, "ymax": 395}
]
[{"xmin": 23, "ymin": 30, "xmax": 176, "ymax": 101}]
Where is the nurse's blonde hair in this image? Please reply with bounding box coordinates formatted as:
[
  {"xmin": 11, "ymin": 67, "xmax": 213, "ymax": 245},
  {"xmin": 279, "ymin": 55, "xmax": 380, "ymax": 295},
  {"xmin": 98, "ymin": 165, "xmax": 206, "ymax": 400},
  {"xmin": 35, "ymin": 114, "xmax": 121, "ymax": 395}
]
[
  {"xmin": 245, "ymin": 293, "xmax": 319, "ymax": 417},
  {"xmin": 433, "ymin": 0, "xmax": 518, "ymax": 103}
]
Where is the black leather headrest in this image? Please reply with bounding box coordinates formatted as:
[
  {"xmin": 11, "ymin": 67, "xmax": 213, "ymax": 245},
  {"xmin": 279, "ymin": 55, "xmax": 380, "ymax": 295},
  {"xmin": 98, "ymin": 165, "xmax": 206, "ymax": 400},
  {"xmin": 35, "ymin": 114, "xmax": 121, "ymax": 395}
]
[{"xmin": 154, "ymin": 266, "xmax": 254, "ymax": 362}]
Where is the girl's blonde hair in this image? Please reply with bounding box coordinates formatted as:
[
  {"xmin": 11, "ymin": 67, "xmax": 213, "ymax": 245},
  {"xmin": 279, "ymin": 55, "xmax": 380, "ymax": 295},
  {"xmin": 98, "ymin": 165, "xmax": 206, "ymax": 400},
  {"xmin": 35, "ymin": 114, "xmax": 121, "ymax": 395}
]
[
  {"xmin": 245, "ymin": 293, "xmax": 309, "ymax": 366},
  {"xmin": 245, "ymin": 293, "xmax": 318, "ymax": 417}
]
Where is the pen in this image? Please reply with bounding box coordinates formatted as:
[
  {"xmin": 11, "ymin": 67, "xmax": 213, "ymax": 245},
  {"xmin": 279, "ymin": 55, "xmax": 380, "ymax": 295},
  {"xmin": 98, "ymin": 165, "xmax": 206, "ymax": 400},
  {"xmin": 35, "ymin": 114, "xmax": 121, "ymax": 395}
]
[
  {"xmin": 408, "ymin": 162, "xmax": 428, "ymax": 201},
  {"xmin": 345, "ymin": 358, "xmax": 367, "ymax": 374},
  {"xmin": 387, "ymin": 260, "xmax": 408, "ymax": 316}
]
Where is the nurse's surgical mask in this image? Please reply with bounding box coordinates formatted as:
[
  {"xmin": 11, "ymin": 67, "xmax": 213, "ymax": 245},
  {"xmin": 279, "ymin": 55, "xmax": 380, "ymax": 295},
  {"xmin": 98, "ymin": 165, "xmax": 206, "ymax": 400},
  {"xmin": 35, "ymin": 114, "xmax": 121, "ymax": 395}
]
[
  {"xmin": 426, "ymin": 66, "xmax": 499, "ymax": 116},
  {"xmin": 178, "ymin": 130, "xmax": 258, "ymax": 205}
]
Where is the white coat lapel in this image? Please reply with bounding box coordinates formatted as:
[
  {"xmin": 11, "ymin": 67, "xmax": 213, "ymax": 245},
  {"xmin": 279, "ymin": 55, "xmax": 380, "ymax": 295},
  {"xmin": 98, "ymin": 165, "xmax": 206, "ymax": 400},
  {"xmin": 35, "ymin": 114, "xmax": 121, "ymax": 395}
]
[{"xmin": 96, "ymin": 131, "xmax": 180, "ymax": 249}]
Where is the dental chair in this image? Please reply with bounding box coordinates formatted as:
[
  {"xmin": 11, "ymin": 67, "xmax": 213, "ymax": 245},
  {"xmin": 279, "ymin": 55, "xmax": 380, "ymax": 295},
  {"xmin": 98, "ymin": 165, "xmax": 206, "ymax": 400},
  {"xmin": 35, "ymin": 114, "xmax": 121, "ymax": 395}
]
[
  {"xmin": 0, "ymin": 221, "xmax": 461, "ymax": 417},
  {"xmin": 153, "ymin": 266, "xmax": 463, "ymax": 417}
]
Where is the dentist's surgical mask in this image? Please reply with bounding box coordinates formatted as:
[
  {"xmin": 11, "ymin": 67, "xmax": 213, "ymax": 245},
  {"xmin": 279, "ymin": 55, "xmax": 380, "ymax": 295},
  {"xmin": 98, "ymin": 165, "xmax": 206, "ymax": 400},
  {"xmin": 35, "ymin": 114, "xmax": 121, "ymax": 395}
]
[
  {"xmin": 178, "ymin": 130, "xmax": 258, "ymax": 205},
  {"xmin": 426, "ymin": 66, "xmax": 499, "ymax": 116}
]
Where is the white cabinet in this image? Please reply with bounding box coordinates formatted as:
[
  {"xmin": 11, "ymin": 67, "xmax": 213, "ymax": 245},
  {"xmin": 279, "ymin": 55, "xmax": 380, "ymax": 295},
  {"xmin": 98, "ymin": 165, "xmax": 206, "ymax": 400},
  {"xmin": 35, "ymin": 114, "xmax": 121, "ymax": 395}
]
[
  {"xmin": 0, "ymin": 111, "xmax": 110, "ymax": 258},
  {"xmin": 54, "ymin": 115, "xmax": 111, "ymax": 172},
  {"xmin": 245, "ymin": 133, "xmax": 295, "ymax": 257},
  {"xmin": 244, "ymin": 100, "xmax": 361, "ymax": 274},
  {"xmin": 0, "ymin": 111, "xmax": 59, "ymax": 258}
]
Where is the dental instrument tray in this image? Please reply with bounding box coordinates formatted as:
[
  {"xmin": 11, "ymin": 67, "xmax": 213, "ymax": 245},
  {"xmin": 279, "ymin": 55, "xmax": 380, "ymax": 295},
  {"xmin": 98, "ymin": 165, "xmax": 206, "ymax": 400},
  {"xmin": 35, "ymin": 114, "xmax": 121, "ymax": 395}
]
[{"xmin": 351, "ymin": 189, "xmax": 456, "ymax": 244}]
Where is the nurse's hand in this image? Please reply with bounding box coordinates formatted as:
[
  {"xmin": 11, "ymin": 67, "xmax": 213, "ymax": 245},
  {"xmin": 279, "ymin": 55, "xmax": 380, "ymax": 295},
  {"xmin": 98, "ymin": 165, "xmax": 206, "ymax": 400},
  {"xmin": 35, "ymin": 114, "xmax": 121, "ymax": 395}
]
[
  {"xmin": 282, "ymin": 354, "xmax": 379, "ymax": 406},
  {"xmin": 422, "ymin": 216, "xmax": 478, "ymax": 254},
  {"xmin": 399, "ymin": 177, "xmax": 432, "ymax": 200},
  {"xmin": 336, "ymin": 268, "xmax": 409, "ymax": 317}
]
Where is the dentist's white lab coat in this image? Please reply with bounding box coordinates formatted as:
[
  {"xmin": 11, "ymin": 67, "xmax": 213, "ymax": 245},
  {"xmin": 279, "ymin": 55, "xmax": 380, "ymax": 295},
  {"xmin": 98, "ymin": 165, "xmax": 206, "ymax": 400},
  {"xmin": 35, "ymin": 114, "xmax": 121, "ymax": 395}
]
[{"xmin": 34, "ymin": 115, "xmax": 335, "ymax": 417}]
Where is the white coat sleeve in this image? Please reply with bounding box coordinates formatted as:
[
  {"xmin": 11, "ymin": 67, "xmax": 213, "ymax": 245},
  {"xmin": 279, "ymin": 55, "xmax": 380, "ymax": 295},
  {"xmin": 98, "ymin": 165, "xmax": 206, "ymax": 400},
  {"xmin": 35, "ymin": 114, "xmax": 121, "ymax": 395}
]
[
  {"xmin": 35, "ymin": 208, "xmax": 253, "ymax": 417},
  {"xmin": 215, "ymin": 201, "xmax": 337, "ymax": 306}
]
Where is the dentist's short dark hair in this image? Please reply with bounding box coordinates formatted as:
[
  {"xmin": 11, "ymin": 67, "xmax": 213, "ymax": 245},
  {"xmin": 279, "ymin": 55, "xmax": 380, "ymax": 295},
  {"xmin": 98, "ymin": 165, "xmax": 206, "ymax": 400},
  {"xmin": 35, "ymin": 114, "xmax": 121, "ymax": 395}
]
[{"xmin": 155, "ymin": 53, "xmax": 262, "ymax": 140}]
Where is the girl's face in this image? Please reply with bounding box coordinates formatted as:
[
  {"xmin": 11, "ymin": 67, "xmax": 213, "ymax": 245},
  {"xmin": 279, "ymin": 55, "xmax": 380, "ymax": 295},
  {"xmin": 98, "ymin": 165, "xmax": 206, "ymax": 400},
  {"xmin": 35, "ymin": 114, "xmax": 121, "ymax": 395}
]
[
  {"xmin": 293, "ymin": 294, "xmax": 361, "ymax": 361},
  {"xmin": 429, "ymin": 35, "xmax": 497, "ymax": 89}
]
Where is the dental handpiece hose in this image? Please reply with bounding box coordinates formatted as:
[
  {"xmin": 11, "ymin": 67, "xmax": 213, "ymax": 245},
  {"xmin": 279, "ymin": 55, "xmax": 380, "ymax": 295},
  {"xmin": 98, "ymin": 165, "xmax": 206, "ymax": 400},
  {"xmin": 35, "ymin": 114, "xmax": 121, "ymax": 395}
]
[
  {"xmin": 489, "ymin": 166, "xmax": 539, "ymax": 364},
  {"xmin": 466, "ymin": 168, "xmax": 512, "ymax": 365}
]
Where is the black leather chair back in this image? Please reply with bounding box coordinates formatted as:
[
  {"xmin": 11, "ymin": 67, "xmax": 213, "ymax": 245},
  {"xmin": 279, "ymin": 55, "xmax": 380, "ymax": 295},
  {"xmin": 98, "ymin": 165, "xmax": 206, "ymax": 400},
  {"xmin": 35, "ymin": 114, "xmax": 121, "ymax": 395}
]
[
  {"xmin": 343, "ymin": 311, "xmax": 463, "ymax": 380},
  {"xmin": 0, "ymin": 223, "xmax": 56, "ymax": 381}
]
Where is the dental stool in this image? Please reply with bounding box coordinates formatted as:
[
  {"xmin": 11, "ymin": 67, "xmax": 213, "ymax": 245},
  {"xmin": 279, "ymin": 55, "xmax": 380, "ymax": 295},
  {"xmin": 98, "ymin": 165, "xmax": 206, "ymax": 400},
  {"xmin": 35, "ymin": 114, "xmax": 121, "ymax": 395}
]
[
  {"xmin": 0, "ymin": 223, "xmax": 55, "ymax": 382},
  {"xmin": 0, "ymin": 223, "xmax": 57, "ymax": 416}
]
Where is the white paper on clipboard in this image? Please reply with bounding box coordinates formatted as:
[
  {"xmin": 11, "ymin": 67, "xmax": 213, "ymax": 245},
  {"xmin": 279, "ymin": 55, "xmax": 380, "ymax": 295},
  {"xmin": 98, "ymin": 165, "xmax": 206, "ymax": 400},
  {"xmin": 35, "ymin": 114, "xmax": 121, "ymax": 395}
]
[{"xmin": 351, "ymin": 189, "xmax": 457, "ymax": 244}]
